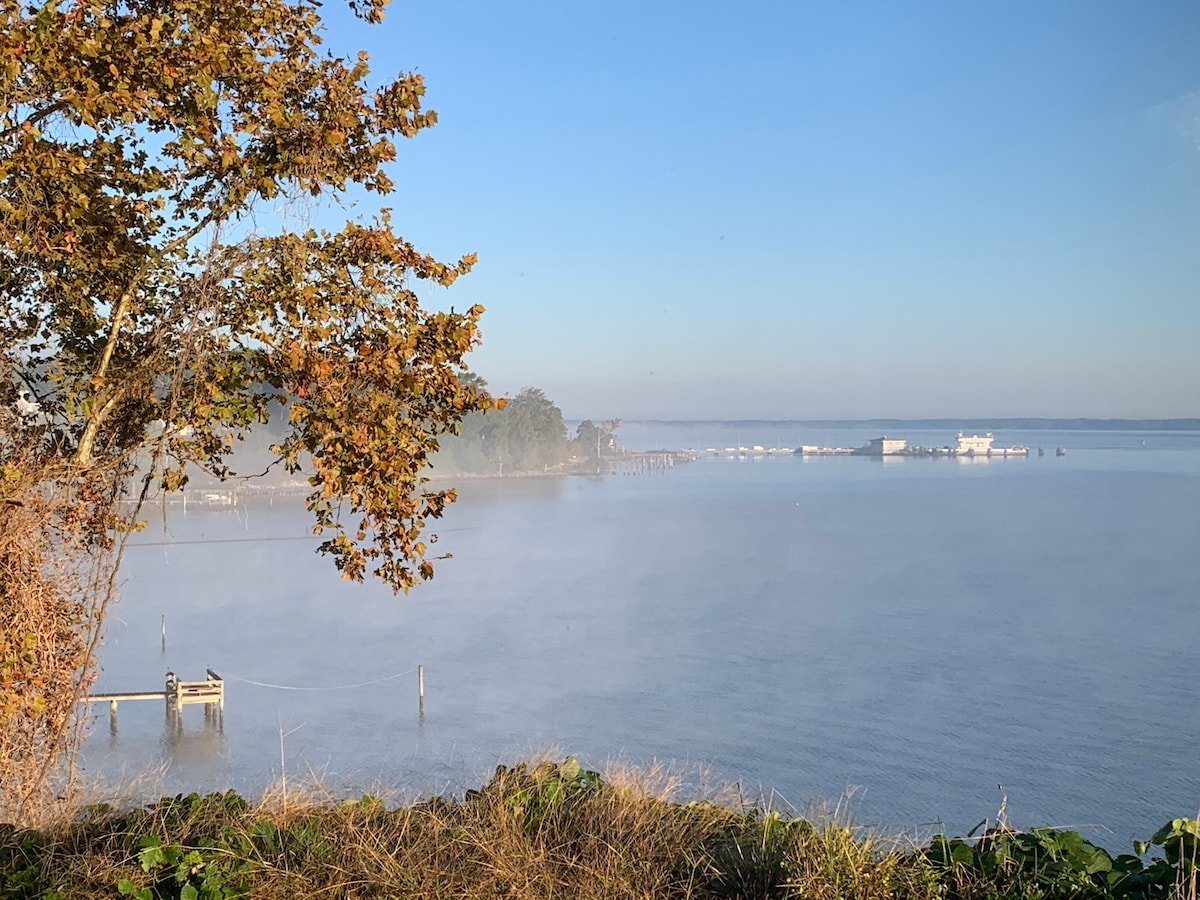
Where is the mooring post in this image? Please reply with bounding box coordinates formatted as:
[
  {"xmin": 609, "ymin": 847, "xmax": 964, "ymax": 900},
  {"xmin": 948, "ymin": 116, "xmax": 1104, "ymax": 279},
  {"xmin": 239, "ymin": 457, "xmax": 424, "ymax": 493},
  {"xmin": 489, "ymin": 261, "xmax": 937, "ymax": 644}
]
[
  {"xmin": 417, "ymin": 664, "xmax": 425, "ymax": 718},
  {"xmin": 161, "ymin": 614, "xmax": 166, "ymax": 651}
]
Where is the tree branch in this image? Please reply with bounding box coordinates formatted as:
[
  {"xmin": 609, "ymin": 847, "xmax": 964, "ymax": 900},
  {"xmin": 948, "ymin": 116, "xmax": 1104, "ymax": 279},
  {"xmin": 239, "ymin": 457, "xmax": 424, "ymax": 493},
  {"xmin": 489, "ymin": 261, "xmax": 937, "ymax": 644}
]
[{"xmin": 0, "ymin": 100, "xmax": 67, "ymax": 141}]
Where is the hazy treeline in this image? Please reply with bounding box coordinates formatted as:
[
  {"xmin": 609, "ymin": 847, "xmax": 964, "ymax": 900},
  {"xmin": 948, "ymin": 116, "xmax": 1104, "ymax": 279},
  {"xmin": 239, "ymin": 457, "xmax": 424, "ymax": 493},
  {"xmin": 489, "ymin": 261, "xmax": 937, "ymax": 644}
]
[
  {"xmin": 122, "ymin": 377, "xmax": 616, "ymax": 485},
  {"xmin": 434, "ymin": 376, "xmax": 619, "ymax": 475}
]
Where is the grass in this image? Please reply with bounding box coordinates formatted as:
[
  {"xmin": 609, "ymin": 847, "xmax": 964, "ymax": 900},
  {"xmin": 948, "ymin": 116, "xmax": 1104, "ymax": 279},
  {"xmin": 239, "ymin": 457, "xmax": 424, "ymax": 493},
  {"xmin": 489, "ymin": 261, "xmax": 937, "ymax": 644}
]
[{"xmin": 1, "ymin": 756, "xmax": 1195, "ymax": 900}]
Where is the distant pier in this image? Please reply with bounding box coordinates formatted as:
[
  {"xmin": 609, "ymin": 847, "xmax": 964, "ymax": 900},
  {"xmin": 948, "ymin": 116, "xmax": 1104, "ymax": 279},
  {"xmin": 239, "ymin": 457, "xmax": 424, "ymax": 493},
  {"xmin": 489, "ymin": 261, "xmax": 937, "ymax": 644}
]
[
  {"xmin": 704, "ymin": 446, "xmax": 797, "ymax": 457},
  {"xmin": 795, "ymin": 433, "xmax": 1036, "ymax": 459},
  {"xmin": 118, "ymin": 484, "xmax": 310, "ymax": 510},
  {"xmin": 616, "ymin": 450, "xmax": 698, "ymax": 475}
]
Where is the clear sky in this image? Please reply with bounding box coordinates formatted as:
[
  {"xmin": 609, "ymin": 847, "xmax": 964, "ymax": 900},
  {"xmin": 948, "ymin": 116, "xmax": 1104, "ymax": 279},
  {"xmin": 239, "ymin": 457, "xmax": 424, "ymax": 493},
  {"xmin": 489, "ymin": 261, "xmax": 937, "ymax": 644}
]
[{"xmin": 312, "ymin": 1, "xmax": 1198, "ymax": 420}]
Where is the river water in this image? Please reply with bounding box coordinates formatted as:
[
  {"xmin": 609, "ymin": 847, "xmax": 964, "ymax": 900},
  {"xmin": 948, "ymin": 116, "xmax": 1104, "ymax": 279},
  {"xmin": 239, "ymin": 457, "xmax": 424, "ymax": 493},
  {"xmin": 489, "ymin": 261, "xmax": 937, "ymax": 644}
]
[{"xmin": 82, "ymin": 426, "xmax": 1200, "ymax": 848}]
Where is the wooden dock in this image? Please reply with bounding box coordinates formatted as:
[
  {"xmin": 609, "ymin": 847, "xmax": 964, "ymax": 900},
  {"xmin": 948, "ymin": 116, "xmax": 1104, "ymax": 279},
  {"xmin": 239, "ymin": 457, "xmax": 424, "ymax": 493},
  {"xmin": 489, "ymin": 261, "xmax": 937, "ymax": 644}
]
[
  {"xmin": 82, "ymin": 669, "xmax": 224, "ymax": 730},
  {"xmin": 616, "ymin": 450, "xmax": 698, "ymax": 475},
  {"xmin": 118, "ymin": 484, "xmax": 312, "ymax": 510}
]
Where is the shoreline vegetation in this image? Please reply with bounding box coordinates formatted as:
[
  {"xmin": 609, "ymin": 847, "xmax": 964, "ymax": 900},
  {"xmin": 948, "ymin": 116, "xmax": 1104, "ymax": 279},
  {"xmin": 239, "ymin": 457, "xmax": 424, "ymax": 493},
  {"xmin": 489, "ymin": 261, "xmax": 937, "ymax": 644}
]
[
  {"xmin": 130, "ymin": 381, "xmax": 634, "ymax": 496},
  {"xmin": 2, "ymin": 757, "xmax": 1196, "ymax": 900},
  {"xmin": 119, "ymin": 453, "xmax": 647, "ymax": 508}
]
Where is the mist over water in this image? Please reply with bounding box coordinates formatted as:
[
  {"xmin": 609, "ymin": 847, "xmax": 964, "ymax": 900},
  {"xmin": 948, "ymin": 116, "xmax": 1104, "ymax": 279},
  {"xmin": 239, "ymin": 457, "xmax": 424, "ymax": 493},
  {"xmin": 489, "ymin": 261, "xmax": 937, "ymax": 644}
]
[{"xmin": 83, "ymin": 427, "xmax": 1200, "ymax": 848}]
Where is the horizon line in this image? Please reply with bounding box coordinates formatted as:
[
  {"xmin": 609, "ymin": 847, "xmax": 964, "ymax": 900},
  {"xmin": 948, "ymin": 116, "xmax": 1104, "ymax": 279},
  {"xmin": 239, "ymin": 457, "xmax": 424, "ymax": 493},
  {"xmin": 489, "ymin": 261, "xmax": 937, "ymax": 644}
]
[{"xmin": 592, "ymin": 416, "xmax": 1200, "ymax": 429}]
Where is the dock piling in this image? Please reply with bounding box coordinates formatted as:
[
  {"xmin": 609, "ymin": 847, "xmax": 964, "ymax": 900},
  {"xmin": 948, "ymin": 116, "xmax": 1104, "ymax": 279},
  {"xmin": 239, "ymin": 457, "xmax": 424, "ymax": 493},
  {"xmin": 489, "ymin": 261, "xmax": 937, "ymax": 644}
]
[{"xmin": 417, "ymin": 667, "xmax": 427, "ymax": 724}]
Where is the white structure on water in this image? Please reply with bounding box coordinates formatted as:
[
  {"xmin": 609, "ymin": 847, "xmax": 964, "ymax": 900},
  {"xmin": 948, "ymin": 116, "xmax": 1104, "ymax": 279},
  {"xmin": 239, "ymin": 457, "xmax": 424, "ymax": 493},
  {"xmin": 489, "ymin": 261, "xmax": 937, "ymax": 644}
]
[
  {"xmin": 856, "ymin": 436, "xmax": 908, "ymax": 456},
  {"xmin": 956, "ymin": 433, "xmax": 994, "ymax": 454},
  {"xmin": 955, "ymin": 433, "xmax": 1030, "ymax": 457}
]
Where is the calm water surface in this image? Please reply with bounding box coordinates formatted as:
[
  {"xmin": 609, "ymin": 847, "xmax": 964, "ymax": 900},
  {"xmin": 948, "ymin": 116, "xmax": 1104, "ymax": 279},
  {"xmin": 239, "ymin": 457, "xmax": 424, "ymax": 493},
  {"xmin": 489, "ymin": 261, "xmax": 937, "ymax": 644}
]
[{"xmin": 83, "ymin": 427, "xmax": 1200, "ymax": 847}]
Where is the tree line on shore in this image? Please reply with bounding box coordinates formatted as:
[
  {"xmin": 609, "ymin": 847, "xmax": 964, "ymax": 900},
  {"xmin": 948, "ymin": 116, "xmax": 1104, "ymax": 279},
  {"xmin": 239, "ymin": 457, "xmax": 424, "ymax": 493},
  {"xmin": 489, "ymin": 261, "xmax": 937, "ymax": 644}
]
[{"xmin": 434, "ymin": 374, "xmax": 620, "ymax": 475}]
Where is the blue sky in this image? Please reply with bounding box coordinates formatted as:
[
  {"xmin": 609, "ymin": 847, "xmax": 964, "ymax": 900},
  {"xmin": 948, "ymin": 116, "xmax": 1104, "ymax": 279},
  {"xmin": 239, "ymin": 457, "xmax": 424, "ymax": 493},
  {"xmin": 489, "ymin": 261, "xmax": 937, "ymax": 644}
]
[{"xmin": 312, "ymin": 1, "xmax": 1198, "ymax": 419}]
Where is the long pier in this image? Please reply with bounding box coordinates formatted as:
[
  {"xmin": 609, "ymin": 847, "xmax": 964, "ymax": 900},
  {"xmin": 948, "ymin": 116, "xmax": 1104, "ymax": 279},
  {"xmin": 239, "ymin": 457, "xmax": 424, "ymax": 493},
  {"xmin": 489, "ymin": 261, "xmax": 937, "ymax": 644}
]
[
  {"xmin": 797, "ymin": 433, "xmax": 1035, "ymax": 458},
  {"xmin": 797, "ymin": 446, "xmax": 1031, "ymax": 458}
]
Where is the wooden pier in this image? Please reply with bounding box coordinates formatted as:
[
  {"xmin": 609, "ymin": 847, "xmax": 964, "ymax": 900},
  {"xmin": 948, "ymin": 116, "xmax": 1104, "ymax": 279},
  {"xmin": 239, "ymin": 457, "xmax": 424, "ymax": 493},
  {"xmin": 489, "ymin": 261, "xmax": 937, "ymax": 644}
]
[
  {"xmin": 616, "ymin": 450, "xmax": 698, "ymax": 476},
  {"xmin": 118, "ymin": 483, "xmax": 311, "ymax": 511},
  {"xmin": 82, "ymin": 669, "xmax": 224, "ymax": 731}
]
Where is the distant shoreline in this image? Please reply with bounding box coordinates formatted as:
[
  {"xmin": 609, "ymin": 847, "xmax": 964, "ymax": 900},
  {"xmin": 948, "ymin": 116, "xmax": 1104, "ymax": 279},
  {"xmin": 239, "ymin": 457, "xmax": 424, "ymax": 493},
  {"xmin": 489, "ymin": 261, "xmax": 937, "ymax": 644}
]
[{"xmin": 617, "ymin": 417, "xmax": 1200, "ymax": 431}]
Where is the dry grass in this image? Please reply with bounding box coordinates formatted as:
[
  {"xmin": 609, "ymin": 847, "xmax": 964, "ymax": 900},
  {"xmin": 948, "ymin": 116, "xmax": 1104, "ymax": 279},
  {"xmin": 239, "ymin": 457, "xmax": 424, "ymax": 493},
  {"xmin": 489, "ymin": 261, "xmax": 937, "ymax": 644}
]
[
  {"xmin": 1, "ymin": 756, "xmax": 935, "ymax": 900},
  {"xmin": 2, "ymin": 757, "xmax": 1195, "ymax": 900}
]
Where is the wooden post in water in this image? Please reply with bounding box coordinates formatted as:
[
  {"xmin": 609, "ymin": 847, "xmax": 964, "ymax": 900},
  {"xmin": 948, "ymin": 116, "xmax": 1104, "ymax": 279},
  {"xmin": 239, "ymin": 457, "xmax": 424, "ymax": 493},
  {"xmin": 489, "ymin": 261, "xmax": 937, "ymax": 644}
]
[
  {"xmin": 207, "ymin": 668, "xmax": 224, "ymax": 729},
  {"xmin": 417, "ymin": 665, "xmax": 424, "ymax": 716},
  {"xmin": 164, "ymin": 670, "xmax": 178, "ymax": 730},
  {"xmin": 161, "ymin": 614, "xmax": 166, "ymax": 651}
]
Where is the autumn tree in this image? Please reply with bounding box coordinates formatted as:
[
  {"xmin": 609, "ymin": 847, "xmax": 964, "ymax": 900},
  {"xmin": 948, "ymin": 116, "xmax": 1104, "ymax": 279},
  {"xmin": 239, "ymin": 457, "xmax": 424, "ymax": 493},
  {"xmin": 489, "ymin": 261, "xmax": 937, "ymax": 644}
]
[{"xmin": 0, "ymin": 0, "xmax": 497, "ymax": 820}]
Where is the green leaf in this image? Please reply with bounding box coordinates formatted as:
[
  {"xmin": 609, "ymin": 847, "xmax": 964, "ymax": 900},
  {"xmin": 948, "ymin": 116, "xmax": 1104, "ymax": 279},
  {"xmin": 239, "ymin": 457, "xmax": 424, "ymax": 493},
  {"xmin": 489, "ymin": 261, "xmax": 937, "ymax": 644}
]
[
  {"xmin": 116, "ymin": 879, "xmax": 152, "ymax": 900},
  {"xmin": 137, "ymin": 834, "xmax": 166, "ymax": 872},
  {"xmin": 558, "ymin": 756, "xmax": 581, "ymax": 782}
]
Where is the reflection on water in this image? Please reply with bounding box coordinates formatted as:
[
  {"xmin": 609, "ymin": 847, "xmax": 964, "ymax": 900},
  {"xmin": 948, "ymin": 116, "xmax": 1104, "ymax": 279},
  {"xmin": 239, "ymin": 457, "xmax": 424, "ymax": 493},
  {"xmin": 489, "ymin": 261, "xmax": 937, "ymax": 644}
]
[
  {"xmin": 98, "ymin": 699, "xmax": 228, "ymax": 777},
  {"xmin": 160, "ymin": 707, "xmax": 226, "ymax": 765},
  {"xmin": 103, "ymin": 700, "xmax": 226, "ymax": 756},
  {"xmin": 449, "ymin": 473, "xmax": 567, "ymax": 505}
]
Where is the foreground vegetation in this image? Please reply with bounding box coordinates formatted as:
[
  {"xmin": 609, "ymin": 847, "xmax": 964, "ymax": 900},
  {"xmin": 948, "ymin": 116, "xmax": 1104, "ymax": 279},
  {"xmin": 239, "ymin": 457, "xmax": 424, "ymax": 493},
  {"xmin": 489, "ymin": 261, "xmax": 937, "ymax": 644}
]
[{"xmin": 2, "ymin": 758, "xmax": 1195, "ymax": 900}]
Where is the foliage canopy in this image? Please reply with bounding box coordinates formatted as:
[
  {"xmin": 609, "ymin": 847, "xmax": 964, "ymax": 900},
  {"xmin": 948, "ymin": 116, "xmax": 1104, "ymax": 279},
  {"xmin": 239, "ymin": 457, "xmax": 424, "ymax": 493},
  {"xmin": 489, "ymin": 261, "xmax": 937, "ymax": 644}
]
[
  {"xmin": 0, "ymin": 0, "xmax": 499, "ymax": 591},
  {"xmin": 0, "ymin": 0, "xmax": 500, "ymax": 817}
]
